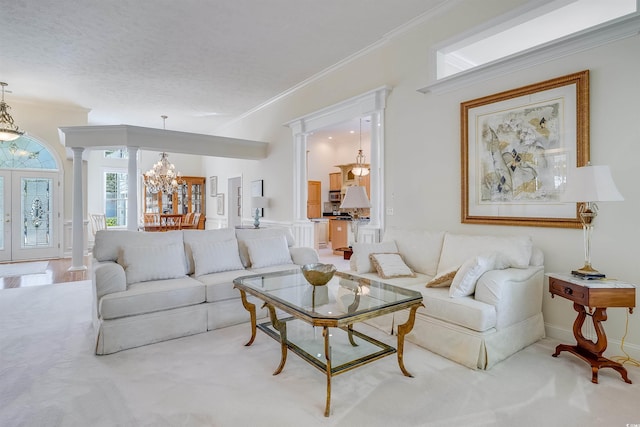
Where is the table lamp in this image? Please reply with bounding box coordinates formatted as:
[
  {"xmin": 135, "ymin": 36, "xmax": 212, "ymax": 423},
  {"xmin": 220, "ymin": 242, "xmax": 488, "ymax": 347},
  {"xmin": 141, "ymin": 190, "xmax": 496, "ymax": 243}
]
[
  {"xmin": 563, "ymin": 164, "xmax": 623, "ymax": 278},
  {"xmin": 340, "ymin": 186, "xmax": 371, "ymax": 243},
  {"xmin": 252, "ymin": 196, "xmax": 269, "ymax": 228}
]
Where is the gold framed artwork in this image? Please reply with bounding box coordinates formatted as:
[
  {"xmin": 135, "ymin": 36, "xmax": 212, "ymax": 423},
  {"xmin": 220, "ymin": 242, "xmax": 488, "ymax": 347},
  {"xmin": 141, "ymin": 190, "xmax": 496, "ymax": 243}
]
[{"xmin": 461, "ymin": 70, "xmax": 590, "ymax": 228}]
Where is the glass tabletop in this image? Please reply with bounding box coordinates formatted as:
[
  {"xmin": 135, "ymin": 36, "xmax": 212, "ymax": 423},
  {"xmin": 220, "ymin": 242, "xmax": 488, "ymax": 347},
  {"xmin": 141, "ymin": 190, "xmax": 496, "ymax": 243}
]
[{"xmin": 233, "ymin": 269, "xmax": 422, "ymax": 324}]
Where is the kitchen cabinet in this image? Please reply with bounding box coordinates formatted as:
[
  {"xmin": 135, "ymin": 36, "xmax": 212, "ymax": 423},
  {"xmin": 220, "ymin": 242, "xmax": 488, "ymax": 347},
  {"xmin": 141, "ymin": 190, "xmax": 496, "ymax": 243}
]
[
  {"xmin": 329, "ymin": 219, "xmax": 349, "ymax": 251},
  {"xmin": 329, "ymin": 172, "xmax": 342, "ymax": 191},
  {"xmin": 144, "ymin": 176, "xmax": 206, "ymax": 229}
]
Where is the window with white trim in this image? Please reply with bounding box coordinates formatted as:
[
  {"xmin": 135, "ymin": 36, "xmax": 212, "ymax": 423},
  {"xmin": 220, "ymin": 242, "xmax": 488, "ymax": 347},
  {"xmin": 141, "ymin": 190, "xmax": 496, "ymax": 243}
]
[
  {"xmin": 105, "ymin": 171, "xmax": 128, "ymax": 227},
  {"xmin": 436, "ymin": 0, "xmax": 638, "ymax": 80}
]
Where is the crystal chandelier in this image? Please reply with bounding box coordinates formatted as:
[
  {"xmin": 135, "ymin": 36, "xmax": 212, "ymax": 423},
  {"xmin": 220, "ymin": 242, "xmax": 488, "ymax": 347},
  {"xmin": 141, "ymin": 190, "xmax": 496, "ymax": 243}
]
[
  {"xmin": 142, "ymin": 116, "xmax": 184, "ymax": 194},
  {"xmin": 0, "ymin": 82, "xmax": 24, "ymax": 142},
  {"xmin": 351, "ymin": 118, "xmax": 369, "ymax": 177}
]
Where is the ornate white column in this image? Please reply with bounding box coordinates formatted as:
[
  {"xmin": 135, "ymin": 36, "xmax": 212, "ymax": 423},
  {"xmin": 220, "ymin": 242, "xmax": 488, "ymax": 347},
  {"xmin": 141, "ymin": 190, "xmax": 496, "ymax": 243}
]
[
  {"xmin": 127, "ymin": 146, "xmax": 139, "ymax": 230},
  {"xmin": 69, "ymin": 147, "xmax": 87, "ymax": 271}
]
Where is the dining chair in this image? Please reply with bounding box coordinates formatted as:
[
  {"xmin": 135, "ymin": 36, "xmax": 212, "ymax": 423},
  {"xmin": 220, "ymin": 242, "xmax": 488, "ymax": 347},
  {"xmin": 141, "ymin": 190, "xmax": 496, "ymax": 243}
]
[
  {"xmin": 159, "ymin": 214, "xmax": 183, "ymax": 231},
  {"xmin": 89, "ymin": 213, "xmax": 107, "ymax": 237}
]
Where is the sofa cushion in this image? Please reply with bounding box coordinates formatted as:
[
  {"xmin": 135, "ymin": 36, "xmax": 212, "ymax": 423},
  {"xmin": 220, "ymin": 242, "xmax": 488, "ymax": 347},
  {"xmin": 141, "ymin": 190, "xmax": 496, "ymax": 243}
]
[
  {"xmin": 197, "ymin": 269, "xmax": 251, "ymax": 302},
  {"xmin": 245, "ymin": 235, "xmax": 293, "ymax": 268},
  {"xmin": 412, "ymin": 285, "xmax": 497, "ymax": 332},
  {"xmin": 449, "ymin": 254, "xmax": 497, "ymax": 298},
  {"xmin": 236, "ymin": 227, "xmax": 295, "ymax": 267},
  {"xmin": 94, "ymin": 230, "xmax": 184, "ymax": 263},
  {"xmin": 119, "ymin": 243, "xmax": 187, "ymax": 285},
  {"xmin": 383, "ymin": 228, "xmax": 444, "ymax": 276},
  {"xmin": 99, "ymin": 277, "xmax": 205, "ymax": 320},
  {"xmin": 369, "ymin": 253, "xmax": 415, "ymax": 279},
  {"xmin": 436, "ymin": 233, "xmax": 533, "ymax": 275},
  {"xmin": 191, "ymin": 239, "xmax": 244, "ymax": 277},
  {"xmin": 351, "ymin": 241, "xmax": 398, "ymax": 273},
  {"xmin": 183, "ymin": 228, "xmax": 238, "ymax": 275}
]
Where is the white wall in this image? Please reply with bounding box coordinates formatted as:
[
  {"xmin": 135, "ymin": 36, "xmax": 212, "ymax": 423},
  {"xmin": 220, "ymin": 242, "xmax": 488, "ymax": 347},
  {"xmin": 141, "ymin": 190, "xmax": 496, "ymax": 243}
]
[{"xmin": 210, "ymin": 0, "xmax": 640, "ymax": 356}]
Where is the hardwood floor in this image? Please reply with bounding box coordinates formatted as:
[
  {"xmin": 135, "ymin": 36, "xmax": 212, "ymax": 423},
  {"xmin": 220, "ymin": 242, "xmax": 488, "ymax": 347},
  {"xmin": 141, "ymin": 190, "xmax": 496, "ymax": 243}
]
[{"xmin": 0, "ymin": 257, "xmax": 91, "ymax": 289}]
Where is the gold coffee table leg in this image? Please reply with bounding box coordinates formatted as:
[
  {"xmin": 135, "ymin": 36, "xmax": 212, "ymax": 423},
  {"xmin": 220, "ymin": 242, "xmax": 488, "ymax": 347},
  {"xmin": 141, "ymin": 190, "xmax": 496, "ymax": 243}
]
[
  {"xmin": 236, "ymin": 289, "xmax": 256, "ymax": 346},
  {"xmin": 396, "ymin": 303, "xmax": 423, "ymax": 377},
  {"xmin": 266, "ymin": 304, "xmax": 288, "ymax": 375},
  {"xmin": 323, "ymin": 326, "xmax": 332, "ymax": 417}
]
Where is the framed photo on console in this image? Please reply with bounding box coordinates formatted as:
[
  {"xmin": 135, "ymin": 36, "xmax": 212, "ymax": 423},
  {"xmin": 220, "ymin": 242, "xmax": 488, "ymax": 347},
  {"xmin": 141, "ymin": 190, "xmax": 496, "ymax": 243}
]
[{"xmin": 461, "ymin": 70, "xmax": 590, "ymax": 228}]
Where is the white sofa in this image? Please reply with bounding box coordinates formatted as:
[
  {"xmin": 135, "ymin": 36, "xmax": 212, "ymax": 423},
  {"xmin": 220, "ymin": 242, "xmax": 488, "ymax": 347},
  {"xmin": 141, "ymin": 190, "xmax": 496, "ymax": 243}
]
[
  {"xmin": 346, "ymin": 228, "xmax": 545, "ymax": 370},
  {"xmin": 91, "ymin": 227, "xmax": 319, "ymax": 355}
]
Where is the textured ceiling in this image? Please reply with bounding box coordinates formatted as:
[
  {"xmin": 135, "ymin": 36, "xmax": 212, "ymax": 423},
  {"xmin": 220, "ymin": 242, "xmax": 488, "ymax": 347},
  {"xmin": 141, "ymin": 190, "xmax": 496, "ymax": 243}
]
[{"xmin": 0, "ymin": 0, "xmax": 449, "ymax": 136}]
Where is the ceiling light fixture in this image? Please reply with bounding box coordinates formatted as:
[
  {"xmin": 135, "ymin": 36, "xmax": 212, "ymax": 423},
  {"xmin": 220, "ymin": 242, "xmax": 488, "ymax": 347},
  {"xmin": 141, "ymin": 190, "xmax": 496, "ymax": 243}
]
[
  {"xmin": 351, "ymin": 118, "xmax": 369, "ymax": 177},
  {"xmin": 142, "ymin": 115, "xmax": 184, "ymax": 195},
  {"xmin": 0, "ymin": 82, "xmax": 24, "ymax": 142}
]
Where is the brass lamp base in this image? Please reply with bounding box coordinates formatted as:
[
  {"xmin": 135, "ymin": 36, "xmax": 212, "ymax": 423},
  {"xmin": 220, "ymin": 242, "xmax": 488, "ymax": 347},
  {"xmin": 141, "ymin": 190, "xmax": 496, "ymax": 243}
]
[{"xmin": 572, "ymin": 264, "xmax": 605, "ymax": 279}]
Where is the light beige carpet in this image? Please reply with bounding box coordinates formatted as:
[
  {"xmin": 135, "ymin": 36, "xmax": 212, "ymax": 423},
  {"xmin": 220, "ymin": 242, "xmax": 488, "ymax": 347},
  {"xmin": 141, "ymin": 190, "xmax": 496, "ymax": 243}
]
[{"xmin": 1, "ymin": 281, "xmax": 638, "ymax": 426}]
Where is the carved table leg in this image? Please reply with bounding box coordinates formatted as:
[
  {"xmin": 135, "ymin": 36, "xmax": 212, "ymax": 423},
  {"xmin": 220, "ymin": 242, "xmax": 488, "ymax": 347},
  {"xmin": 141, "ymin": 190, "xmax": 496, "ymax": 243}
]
[
  {"xmin": 396, "ymin": 303, "xmax": 424, "ymax": 377},
  {"xmin": 237, "ymin": 289, "xmax": 256, "ymax": 346},
  {"xmin": 553, "ymin": 303, "xmax": 632, "ymax": 384},
  {"xmin": 265, "ymin": 304, "xmax": 288, "ymax": 375},
  {"xmin": 323, "ymin": 326, "xmax": 332, "ymax": 418}
]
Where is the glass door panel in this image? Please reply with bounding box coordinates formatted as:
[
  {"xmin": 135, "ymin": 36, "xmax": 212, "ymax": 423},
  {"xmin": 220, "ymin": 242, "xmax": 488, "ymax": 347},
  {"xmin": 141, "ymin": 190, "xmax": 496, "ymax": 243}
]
[{"xmin": 11, "ymin": 171, "xmax": 59, "ymax": 261}]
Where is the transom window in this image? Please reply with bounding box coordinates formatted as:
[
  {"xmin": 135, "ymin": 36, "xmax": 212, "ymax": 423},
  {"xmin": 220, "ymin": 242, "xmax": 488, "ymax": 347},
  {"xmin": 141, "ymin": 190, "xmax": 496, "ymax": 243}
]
[
  {"xmin": 437, "ymin": 0, "xmax": 638, "ymax": 80},
  {"xmin": 104, "ymin": 149, "xmax": 128, "ymax": 159},
  {"xmin": 0, "ymin": 135, "xmax": 57, "ymax": 169}
]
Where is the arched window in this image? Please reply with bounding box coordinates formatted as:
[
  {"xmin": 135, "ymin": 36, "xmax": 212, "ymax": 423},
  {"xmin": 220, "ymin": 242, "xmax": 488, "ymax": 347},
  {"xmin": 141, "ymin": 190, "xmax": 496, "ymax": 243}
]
[{"xmin": 0, "ymin": 135, "xmax": 58, "ymax": 170}]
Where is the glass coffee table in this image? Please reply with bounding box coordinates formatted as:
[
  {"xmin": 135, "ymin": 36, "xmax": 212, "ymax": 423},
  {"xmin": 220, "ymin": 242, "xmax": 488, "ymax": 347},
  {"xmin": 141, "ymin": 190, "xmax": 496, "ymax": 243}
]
[{"xmin": 233, "ymin": 269, "xmax": 424, "ymax": 417}]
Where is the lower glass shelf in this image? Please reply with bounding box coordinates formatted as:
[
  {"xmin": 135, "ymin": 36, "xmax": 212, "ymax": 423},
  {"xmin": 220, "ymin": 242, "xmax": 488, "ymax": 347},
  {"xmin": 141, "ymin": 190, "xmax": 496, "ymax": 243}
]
[{"xmin": 258, "ymin": 318, "xmax": 396, "ymax": 376}]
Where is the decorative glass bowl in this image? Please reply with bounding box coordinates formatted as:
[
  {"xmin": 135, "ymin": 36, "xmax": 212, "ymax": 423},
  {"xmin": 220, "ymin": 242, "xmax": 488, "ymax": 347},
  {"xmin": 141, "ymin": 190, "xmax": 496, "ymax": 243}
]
[{"xmin": 301, "ymin": 263, "xmax": 336, "ymax": 286}]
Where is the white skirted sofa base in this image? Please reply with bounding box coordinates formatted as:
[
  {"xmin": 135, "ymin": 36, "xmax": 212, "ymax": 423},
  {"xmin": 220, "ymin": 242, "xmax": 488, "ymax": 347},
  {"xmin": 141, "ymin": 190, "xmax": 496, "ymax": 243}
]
[
  {"xmin": 346, "ymin": 228, "xmax": 545, "ymax": 370},
  {"xmin": 91, "ymin": 227, "xmax": 319, "ymax": 355}
]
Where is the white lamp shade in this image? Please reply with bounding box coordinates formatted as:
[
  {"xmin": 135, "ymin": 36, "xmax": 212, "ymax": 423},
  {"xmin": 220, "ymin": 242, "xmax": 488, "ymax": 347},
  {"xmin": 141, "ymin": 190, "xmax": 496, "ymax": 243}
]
[
  {"xmin": 340, "ymin": 186, "xmax": 371, "ymax": 209},
  {"xmin": 252, "ymin": 196, "xmax": 269, "ymax": 209},
  {"xmin": 563, "ymin": 165, "xmax": 624, "ymax": 202}
]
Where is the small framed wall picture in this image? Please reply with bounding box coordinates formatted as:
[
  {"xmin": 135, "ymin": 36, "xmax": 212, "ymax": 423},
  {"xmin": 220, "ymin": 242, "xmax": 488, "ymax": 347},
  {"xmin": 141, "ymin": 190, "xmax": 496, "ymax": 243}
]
[
  {"xmin": 210, "ymin": 176, "xmax": 218, "ymax": 197},
  {"xmin": 216, "ymin": 193, "xmax": 225, "ymax": 215}
]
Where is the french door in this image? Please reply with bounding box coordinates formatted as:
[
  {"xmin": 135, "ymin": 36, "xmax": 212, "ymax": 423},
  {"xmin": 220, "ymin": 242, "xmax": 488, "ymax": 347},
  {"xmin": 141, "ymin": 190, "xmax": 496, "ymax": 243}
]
[{"xmin": 0, "ymin": 170, "xmax": 60, "ymax": 262}]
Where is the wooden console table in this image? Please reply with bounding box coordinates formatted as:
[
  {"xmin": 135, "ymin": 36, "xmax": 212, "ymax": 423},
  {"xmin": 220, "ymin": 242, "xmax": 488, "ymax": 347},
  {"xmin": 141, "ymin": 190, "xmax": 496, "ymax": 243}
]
[{"xmin": 547, "ymin": 273, "xmax": 636, "ymax": 384}]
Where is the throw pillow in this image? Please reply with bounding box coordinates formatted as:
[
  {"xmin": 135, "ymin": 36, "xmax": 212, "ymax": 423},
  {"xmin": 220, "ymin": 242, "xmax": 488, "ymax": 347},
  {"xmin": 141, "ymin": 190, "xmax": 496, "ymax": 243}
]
[
  {"xmin": 369, "ymin": 253, "xmax": 416, "ymax": 279},
  {"xmin": 425, "ymin": 269, "xmax": 458, "ymax": 288},
  {"xmin": 245, "ymin": 235, "xmax": 293, "ymax": 269},
  {"xmin": 449, "ymin": 253, "xmax": 497, "ymax": 298},
  {"xmin": 119, "ymin": 243, "xmax": 187, "ymax": 285},
  {"xmin": 351, "ymin": 241, "xmax": 399, "ymax": 273},
  {"xmin": 183, "ymin": 228, "xmax": 237, "ymax": 275},
  {"xmin": 190, "ymin": 239, "xmax": 244, "ymax": 277}
]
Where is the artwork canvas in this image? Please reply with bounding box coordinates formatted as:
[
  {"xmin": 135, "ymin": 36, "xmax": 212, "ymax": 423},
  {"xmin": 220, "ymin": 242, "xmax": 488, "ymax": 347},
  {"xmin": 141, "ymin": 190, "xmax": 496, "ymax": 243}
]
[
  {"xmin": 210, "ymin": 176, "xmax": 217, "ymax": 197},
  {"xmin": 216, "ymin": 193, "xmax": 224, "ymax": 215},
  {"xmin": 462, "ymin": 70, "xmax": 590, "ymax": 228}
]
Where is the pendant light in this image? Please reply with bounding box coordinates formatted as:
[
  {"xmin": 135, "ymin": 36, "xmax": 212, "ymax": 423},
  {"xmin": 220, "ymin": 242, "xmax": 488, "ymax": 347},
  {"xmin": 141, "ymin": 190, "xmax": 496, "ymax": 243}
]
[
  {"xmin": 351, "ymin": 118, "xmax": 369, "ymax": 177},
  {"xmin": 142, "ymin": 115, "xmax": 184, "ymax": 194},
  {"xmin": 0, "ymin": 82, "xmax": 24, "ymax": 142}
]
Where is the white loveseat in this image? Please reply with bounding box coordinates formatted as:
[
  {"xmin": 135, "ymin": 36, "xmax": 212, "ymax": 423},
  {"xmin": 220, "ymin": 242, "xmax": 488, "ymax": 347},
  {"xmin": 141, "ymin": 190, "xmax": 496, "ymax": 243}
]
[
  {"xmin": 91, "ymin": 227, "xmax": 319, "ymax": 355},
  {"xmin": 346, "ymin": 228, "xmax": 545, "ymax": 370}
]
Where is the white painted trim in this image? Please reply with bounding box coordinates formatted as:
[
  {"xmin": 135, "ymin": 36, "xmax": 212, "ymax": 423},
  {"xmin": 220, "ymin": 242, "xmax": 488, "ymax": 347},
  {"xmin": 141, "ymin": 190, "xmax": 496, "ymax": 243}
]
[
  {"xmin": 286, "ymin": 87, "xmax": 391, "ymax": 249},
  {"xmin": 420, "ymin": 13, "xmax": 640, "ymax": 94}
]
